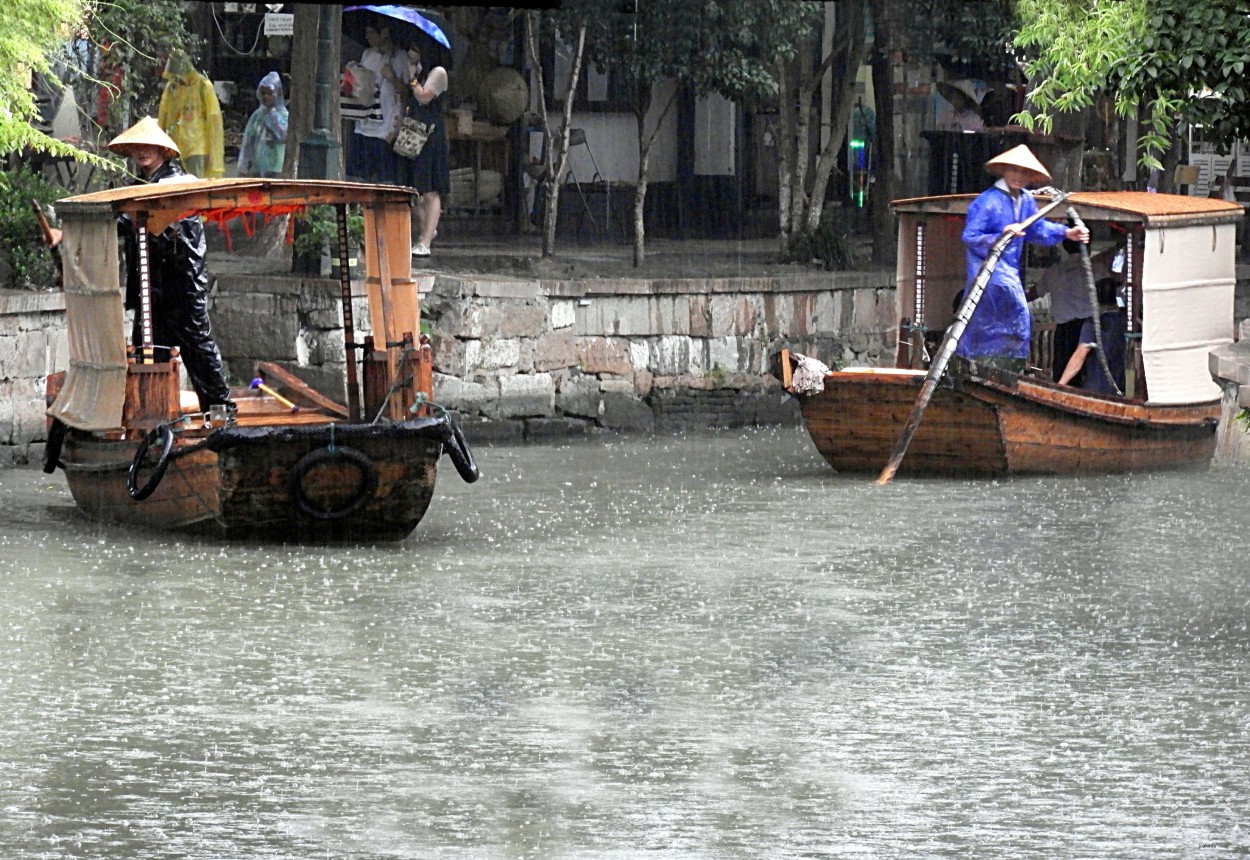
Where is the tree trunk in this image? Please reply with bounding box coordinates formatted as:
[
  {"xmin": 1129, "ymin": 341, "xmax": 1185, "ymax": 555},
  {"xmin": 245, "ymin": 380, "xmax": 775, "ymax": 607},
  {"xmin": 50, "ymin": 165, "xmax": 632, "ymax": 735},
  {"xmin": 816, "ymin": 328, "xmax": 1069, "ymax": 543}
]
[
  {"xmin": 526, "ymin": 12, "xmax": 587, "ymax": 258},
  {"xmin": 868, "ymin": 0, "xmax": 897, "ymax": 268},
  {"xmin": 777, "ymin": 1, "xmax": 866, "ymax": 258},
  {"xmin": 629, "ymin": 83, "xmax": 675, "ymax": 268},
  {"xmin": 285, "ymin": 4, "xmax": 341, "ymax": 179}
]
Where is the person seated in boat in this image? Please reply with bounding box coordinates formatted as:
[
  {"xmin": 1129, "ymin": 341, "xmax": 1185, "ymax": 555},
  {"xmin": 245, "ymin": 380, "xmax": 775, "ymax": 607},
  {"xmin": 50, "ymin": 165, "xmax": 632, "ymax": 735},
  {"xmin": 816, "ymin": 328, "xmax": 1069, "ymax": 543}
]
[
  {"xmin": 1036, "ymin": 234, "xmax": 1124, "ymax": 385},
  {"xmin": 959, "ymin": 144, "xmax": 1088, "ymax": 372},
  {"xmin": 106, "ymin": 117, "xmax": 234, "ymax": 414},
  {"xmin": 1057, "ymin": 277, "xmax": 1126, "ymax": 395}
]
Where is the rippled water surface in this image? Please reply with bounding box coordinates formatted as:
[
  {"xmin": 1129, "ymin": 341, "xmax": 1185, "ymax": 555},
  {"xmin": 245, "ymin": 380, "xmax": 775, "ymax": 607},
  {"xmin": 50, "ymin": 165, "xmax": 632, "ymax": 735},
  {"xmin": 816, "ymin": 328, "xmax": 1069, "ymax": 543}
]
[{"xmin": 2, "ymin": 427, "xmax": 1249, "ymax": 858}]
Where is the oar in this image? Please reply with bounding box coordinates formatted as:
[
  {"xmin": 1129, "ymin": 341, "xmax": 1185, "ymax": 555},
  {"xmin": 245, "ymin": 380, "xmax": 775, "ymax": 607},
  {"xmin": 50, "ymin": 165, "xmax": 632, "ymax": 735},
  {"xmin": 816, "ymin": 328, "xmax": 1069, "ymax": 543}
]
[{"xmin": 875, "ymin": 191, "xmax": 1071, "ymax": 485}]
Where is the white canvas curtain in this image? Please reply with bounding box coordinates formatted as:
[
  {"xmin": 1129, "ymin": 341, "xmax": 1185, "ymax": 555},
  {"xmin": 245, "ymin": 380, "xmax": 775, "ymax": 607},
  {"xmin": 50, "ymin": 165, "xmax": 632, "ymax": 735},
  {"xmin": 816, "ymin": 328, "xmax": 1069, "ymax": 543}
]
[
  {"xmin": 47, "ymin": 209, "xmax": 128, "ymax": 430},
  {"xmin": 1139, "ymin": 223, "xmax": 1236, "ymax": 405}
]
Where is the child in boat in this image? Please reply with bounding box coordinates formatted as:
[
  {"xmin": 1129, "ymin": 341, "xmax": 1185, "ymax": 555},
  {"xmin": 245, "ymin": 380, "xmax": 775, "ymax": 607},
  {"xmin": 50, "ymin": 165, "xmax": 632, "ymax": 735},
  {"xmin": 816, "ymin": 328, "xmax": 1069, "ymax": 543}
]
[
  {"xmin": 1057, "ymin": 277, "xmax": 1126, "ymax": 395},
  {"xmin": 1036, "ymin": 234, "xmax": 1123, "ymax": 385},
  {"xmin": 960, "ymin": 145, "xmax": 1088, "ymax": 371}
]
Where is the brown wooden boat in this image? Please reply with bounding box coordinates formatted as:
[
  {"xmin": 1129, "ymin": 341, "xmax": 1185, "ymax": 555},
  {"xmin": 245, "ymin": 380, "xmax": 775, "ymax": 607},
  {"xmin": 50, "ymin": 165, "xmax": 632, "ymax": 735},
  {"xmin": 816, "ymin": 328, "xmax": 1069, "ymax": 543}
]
[
  {"xmin": 778, "ymin": 191, "xmax": 1243, "ymax": 477},
  {"xmin": 43, "ymin": 179, "xmax": 478, "ymax": 540}
]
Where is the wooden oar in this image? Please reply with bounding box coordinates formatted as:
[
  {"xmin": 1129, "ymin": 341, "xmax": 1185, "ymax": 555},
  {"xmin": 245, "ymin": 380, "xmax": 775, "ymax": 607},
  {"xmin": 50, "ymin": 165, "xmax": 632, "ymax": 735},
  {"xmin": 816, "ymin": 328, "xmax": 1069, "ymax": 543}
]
[{"xmin": 875, "ymin": 192, "xmax": 1071, "ymax": 485}]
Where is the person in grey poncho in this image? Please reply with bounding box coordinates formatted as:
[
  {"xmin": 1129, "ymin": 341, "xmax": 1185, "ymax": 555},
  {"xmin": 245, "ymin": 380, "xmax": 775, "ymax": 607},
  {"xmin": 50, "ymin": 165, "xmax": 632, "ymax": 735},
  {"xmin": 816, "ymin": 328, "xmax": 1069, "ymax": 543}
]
[{"xmin": 238, "ymin": 71, "xmax": 288, "ymax": 178}]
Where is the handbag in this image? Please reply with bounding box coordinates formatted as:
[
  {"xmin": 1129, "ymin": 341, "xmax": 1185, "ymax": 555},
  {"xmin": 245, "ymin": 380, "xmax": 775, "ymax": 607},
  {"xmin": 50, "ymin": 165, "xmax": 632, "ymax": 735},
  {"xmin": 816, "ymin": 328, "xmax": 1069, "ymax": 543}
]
[
  {"xmin": 393, "ymin": 116, "xmax": 432, "ymax": 159},
  {"xmin": 340, "ymin": 62, "xmax": 381, "ymax": 122}
]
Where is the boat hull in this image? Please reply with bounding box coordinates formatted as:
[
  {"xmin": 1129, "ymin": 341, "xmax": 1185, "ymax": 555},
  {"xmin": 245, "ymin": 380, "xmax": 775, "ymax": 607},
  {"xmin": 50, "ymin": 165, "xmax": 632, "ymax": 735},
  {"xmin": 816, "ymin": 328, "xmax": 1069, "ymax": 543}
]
[
  {"xmin": 60, "ymin": 420, "xmax": 446, "ymax": 541},
  {"xmin": 797, "ymin": 370, "xmax": 1218, "ymax": 477}
]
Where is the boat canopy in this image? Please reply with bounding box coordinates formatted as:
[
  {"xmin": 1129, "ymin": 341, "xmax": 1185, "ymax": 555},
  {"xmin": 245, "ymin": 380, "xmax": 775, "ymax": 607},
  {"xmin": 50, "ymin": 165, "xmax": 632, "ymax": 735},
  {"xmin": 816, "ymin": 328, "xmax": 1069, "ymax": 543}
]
[
  {"xmin": 891, "ymin": 190, "xmax": 1243, "ymax": 405},
  {"xmin": 49, "ymin": 179, "xmax": 419, "ymax": 430}
]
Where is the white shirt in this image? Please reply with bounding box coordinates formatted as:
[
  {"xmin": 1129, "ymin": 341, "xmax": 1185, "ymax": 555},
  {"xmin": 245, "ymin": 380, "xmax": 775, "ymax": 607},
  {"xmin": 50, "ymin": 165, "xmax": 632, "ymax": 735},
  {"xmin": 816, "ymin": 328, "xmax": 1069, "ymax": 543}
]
[{"xmin": 354, "ymin": 47, "xmax": 409, "ymax": 139}]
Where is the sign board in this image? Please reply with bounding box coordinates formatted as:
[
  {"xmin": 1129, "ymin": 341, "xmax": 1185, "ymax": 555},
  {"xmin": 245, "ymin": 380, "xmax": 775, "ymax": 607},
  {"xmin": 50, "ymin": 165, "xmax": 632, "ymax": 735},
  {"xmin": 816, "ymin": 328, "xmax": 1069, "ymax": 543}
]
[{"xmin": 264, "ymin": 12, "xmax": 294, "ymax": 36}]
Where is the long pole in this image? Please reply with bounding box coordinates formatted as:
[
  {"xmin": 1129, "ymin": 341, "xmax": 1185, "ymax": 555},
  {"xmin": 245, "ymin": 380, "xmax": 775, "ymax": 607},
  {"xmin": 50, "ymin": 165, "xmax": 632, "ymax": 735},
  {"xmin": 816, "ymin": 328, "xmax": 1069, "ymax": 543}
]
[
  {"xmin": 1066, "ymin": 205, "xmax": 1122, "ymax": 396},
  {"xmin": 875, "ymin": 192, "xmax": 1070, "ymax": 485}
]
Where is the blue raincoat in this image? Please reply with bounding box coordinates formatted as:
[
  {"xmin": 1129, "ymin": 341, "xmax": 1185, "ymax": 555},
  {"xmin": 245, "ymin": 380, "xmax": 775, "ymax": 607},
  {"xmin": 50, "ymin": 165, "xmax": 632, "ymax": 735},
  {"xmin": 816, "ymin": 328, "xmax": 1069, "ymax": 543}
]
[{"xmin": 959, "ymin": 182, "xmax": 1068, "ymax": 360}]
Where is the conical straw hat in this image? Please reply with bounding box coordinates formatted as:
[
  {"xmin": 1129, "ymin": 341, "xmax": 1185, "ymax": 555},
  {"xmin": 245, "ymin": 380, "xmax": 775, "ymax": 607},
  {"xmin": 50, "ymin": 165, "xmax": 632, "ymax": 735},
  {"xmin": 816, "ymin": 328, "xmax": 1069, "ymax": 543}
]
[
  {"xmin": 107, "ymin": 116, "xmax": 181, "ymax": 159},
  {"xmin": 985, "ymin": 144, "xmax": 1050, "ymax": 184}
]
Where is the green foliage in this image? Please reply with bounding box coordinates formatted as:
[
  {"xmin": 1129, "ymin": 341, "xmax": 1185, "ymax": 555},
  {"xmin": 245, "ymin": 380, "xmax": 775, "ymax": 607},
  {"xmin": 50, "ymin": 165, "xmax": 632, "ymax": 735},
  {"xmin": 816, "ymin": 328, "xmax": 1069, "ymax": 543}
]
[
  {"xmin": 293, "ymin": 205, "xmax": 365, "ymax": 258},
  {"xmin": 0, "ymin": 0, "xmax": 99, "ymax": 163},
  {"xmin": 896, "ymin": 0, "xmax": 1019, "ymax": 78},
  {"xmin": 75, "ymin": 0, "xmax": 202, "ymax": 148},
  {"xmin": 0, "ymin": 164, "xmax": 68, "ymax": 290},
  {"xmin": 782, "ymin": 205, "xmax": 855, "ymax": 271},
  {"xmin": 1015, "ymin": 0, "xmax": 1250, "ymax": 170},
  {"xmin": 578, "ymin": 0, "xmax": 820, "ymax": 112}
]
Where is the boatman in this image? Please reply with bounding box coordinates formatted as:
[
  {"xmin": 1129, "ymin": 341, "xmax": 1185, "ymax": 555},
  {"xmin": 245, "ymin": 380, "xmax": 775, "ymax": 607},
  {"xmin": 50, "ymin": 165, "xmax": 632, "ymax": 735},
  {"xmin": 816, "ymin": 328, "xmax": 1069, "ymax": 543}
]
[
  {"xmin": 960, "ymin": 144, "xmax": 1088, "ymax": 371},
  {"xmin": 107, "ymin": 116, "xmax": 233, "ymax": 413}
]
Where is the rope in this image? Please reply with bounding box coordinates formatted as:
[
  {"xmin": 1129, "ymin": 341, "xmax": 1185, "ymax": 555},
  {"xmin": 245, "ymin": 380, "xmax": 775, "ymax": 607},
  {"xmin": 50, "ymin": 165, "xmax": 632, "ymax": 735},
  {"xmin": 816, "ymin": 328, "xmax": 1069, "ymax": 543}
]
[{"xmin": 1065, "ymin": 206, "xmax": 1122, "ymax": 396}]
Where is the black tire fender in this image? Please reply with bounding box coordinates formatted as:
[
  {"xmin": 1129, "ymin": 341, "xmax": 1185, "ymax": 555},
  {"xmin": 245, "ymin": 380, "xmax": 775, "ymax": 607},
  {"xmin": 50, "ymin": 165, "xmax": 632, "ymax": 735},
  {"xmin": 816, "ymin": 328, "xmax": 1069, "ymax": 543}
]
[
  {"xmin": 289, "ymin": 445, "xmax": 378, "ymax": 520},
  {"xmin": 442, "ymin": 420, "xmax": 479, "ymax": 484},
  {"xmin": 127, "ymin": 424, "xmax": 175, "ymax": 501},
  {"xmin": 43, "ymin": 418, "xmax": 67, "ymax": 474}
]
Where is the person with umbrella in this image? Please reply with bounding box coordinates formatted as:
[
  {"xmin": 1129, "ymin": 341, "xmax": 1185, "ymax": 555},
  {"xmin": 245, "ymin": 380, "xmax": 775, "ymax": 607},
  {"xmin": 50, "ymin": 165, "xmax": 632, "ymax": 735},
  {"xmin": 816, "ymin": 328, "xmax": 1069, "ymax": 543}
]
[
  {"xmin": 397, "ymin": 36, "xmax": 451, "ymax": 256},
  {"xmin": 346, "ymin": 17, "xmax": 409, "ymax": 184}
]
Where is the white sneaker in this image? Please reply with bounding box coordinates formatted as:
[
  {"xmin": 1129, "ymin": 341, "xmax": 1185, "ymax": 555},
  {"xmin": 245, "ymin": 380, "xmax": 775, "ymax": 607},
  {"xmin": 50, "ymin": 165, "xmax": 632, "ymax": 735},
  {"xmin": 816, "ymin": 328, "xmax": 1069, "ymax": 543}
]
[{"xmin": 412, "ymin": 243, "xmax": 430, "ymax": 257}]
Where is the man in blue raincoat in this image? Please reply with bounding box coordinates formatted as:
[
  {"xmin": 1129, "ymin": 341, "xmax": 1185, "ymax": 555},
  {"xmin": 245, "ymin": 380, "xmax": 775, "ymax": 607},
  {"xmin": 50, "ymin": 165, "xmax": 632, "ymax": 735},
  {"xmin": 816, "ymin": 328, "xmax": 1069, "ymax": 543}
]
[{"xmin": 959, "ymin": 144, "xmax": 1088, "ymax": 367}]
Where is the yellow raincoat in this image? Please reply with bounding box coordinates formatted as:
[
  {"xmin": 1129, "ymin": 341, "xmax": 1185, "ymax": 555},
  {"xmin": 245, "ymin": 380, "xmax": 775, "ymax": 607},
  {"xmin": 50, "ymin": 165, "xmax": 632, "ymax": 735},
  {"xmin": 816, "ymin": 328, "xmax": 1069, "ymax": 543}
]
[{"xmin": 157, "ymin": 50, "xmax": 224, "ymax": 179}]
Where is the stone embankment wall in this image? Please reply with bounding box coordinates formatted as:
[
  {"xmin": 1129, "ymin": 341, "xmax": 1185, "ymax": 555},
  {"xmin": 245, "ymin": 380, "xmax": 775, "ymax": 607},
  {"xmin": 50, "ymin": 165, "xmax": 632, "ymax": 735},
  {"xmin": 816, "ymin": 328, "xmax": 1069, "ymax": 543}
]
[
  {"xmin": 0, "ymin": 291, "xmax": 66, "ymax": 467},
  {"xmin": 420, "ymin": 271, "xmax": 896, "ymax": 441},
  {"xmin": 211, "ymin": 269, "xmax": 896, "ymax": 441}
]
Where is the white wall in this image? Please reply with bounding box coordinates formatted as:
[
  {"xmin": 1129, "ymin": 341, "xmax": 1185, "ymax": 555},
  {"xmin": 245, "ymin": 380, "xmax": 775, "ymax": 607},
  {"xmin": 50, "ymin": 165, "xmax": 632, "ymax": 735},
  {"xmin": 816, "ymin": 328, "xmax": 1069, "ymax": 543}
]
[
  {"xmin": 528, "ymin": 80, "xmax": 679, "ymax": 184},
  {"xmin": 694, "ymin": 93, "xmax": 735, "ymax": 176}
]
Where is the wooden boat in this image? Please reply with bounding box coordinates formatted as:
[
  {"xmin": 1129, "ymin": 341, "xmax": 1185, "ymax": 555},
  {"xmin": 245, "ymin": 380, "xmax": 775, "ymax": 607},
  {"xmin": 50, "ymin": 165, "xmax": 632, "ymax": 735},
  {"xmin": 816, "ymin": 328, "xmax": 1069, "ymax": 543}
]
[
  {"xmin": 777, "ymin": 191, "xmax": 1244, "ymax": 477},
  {"xmin": 43, "ymin": 178, "xmax": 478, "ymax": 540}
]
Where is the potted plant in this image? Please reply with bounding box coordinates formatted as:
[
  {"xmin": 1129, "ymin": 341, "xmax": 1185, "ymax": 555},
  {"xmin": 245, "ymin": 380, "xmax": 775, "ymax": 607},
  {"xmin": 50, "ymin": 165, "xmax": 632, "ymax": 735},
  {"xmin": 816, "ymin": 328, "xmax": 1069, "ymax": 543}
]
[{"xmin": 292, "ymin": 204, "xmax": 364, "ymax": 276}]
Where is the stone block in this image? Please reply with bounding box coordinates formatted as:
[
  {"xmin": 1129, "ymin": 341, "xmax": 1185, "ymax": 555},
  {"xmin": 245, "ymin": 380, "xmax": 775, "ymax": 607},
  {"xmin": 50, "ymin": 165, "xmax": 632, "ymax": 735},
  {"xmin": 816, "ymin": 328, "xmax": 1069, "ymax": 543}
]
[
  {"xmin": 709, "ymin": 294, "xmax": 761, "ymax": 337},
  {"xmin": 295, "ymin": 326, "xmax": 345, "ymax": 368},
  {"xmin": 556, "ymin": 375, "xmax": 602, "ymax": 419},
  {"xmin": 577, "ymin": 337, "xmax": 632, "ymax": 376},
  {"xmin": 577, "ymin": 296, "xmax": 650, "ymax": 336},
  {"xmin": 489, "ymin": 372, "xmax": 554, "ymax": 419},
  {"xmin": 533, "ymin": 330, "xmax": 577, "ymax": 372},
  {"xmin": 213, "ymin": 292, "xmax": 300, "ymax": 360},
  {"xmin": 432, "ymin": 337, "xmax": 481, "ymax": 378},
  {"xmin": 470, "ymin": 301, "xmax": 548, "ymax": 339},
  {"xmin": 479, "ymin": 338, "xmax": 521, "ymax": 370},
  {"xmin": 12, "ymin": 396, "xmax": 48, "ymax": 444},
  {"xmin": 707, "ymin": 336, "xmax": 741, "ymax": 374},
  {"xmin": 851, "ymin": 287, "xmax": 895, "ymax": 333},
  {"xmin": 651, "ymin": 295, "xmax": 692, "ymax": 335},
  {"xmin": 601, "ymin": 381, "xmax": 654, "ymax": 432},
  {"xmin": 469, "ymin": 276, "xmax": 541, "ymax": 300},
  {"xmin": 550, "ymin": 299, "xmax": 577, "ymax": 329},
  {"xmin": 629, "ymin": 339, "xmax": 649, "ymax": 371},
  {"xmin": 300, "ymin": 281, "xmax": 346, "ymax": 329},
  {"xmin": 434, "ymin": 373, "xmax": 492, "ymax": 414},
  {"xmin": 650, "ymin": 335, "xmax": 703, "ymax": 376},
  {"xmin": 689, "ymin": 294, "xmax": 712, "ymax": 338}
]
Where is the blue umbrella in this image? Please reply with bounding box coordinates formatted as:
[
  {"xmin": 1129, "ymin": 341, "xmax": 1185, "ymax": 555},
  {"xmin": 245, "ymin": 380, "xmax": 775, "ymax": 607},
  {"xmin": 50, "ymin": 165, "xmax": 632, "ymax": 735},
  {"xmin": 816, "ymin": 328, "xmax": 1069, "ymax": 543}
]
[{"xmin": 343, "ymin": 5, "xmax": 452, "ymax": 50}]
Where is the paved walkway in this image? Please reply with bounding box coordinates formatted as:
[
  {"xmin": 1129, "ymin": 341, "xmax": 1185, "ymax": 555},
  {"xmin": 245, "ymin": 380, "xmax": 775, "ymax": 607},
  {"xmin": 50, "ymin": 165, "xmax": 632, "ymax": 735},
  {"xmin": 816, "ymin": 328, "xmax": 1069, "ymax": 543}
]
[{"xmin": 414, "ymin": 233, "xmax": 888, "ymax": 281}]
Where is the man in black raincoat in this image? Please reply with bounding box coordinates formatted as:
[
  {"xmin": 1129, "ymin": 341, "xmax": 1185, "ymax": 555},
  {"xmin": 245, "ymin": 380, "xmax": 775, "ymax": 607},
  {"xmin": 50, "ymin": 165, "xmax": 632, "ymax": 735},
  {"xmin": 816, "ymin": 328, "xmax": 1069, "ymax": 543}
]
[{"xmin": 107, "ymin": 116, "xmax": 233, "ymax": 412}]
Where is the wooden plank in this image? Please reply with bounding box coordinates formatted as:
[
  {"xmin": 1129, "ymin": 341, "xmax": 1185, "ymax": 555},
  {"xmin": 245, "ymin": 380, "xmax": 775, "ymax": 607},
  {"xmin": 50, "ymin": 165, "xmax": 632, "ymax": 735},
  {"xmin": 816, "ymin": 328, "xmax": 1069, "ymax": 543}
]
[{"xmin": 255, "ymin": 361, "xmax": 350, "ymax": 418}]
